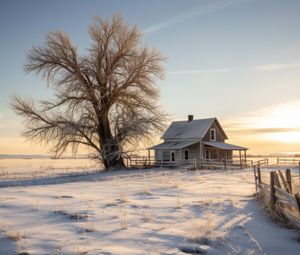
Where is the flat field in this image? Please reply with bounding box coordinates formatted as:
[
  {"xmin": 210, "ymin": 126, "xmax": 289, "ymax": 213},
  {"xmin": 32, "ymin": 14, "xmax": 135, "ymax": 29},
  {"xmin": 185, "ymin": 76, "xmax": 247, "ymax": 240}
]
[{"xmin": 0, "ymin": 165, "xmax": 300, "ymax": 254}]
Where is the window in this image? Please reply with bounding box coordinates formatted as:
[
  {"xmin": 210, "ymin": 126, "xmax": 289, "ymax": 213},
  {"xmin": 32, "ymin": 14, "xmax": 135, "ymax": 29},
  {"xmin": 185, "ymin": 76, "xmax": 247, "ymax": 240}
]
[
  {"xmin": 210, "ymin": 128, "xmax": 216, "ymax": 141},
  {"xmin": 184, "ymin": 150, "xmax": 189, "ymax": 160},
  {"xmin": 162, "ymin": 151, "xmax": 170, "ymax": 161},
  {"xmin": 170, "ymin": 151, "xmax": 175, "ymax": 162}
]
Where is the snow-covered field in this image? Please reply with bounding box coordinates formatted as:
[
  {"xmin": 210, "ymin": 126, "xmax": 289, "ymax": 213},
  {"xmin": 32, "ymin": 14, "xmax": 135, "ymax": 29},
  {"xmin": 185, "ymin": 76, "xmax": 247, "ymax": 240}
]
[
  {"xmin": 0, "ymin": 158, "xmax": 100, "ymax": 180},
  {"xmin": 0, "ymin": 167, "xmax": 300, "ymax": 255}
]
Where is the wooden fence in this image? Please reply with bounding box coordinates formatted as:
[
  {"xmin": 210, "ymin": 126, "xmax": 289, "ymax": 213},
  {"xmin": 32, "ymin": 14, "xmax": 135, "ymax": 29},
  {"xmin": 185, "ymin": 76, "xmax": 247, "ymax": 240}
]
[
  {"xmin": 200, "ymin": 158, "xmax": 254, "ymax": 169},
  {"xmin": 125, "ymin": 156, "xmax": 197, "ymax": 169},
  {"xmin": 254, "ymin": 165, "xmax": 300, "ymax": 229},
  {"xmin": 277, "ymin": 157, "xmax": 300, "ymax": 166}
]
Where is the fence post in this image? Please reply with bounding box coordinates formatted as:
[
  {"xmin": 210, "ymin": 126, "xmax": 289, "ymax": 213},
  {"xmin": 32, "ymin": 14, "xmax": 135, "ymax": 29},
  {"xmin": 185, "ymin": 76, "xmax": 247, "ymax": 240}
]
[
  {"xmin": 257, "ymin": 164, "xmax": 262, "ymax": 186},
  {"xmin": 270, "ymin": 171, "xmax": 276, "ymax": 209},
  {"xmin": 299, "ymin": 162, "xmax": 300, "ymax": 187},
  {"xmin": 277, "ymin": 157, "xmax": 279, "ymax": 165},
  {"xmin": 274, "ymin": 172, "xmax": 281, "ymax": 189},
  {"xmin": 295, "ymin": 192, "xmax": 300, "ymax": 213},
  {"xmin": 253, "ymin": 165, "xmax": 257, "ymax": 191},
  {"xmin": 285, "ymin": 169, "xmax": 292, "ymax": 194}
]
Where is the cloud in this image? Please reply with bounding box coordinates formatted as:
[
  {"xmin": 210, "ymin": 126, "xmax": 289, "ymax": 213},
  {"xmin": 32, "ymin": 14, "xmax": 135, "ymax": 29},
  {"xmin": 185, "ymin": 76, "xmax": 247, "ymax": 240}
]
[
  {"xmin": 255, "ymin": 62, "xmax": 300, "ymax": 71},
  {"xmin": 225, "ymin": 127, "xmax": 300, "ymax": 135},
  {"xmin": 223, "ymin": 100, "xmax": 300, "ymax": 138},
  {"xmin": 143, "ymin": 0, "xmax": 246, "ymax": 34},
  {"xmin": 168, "ymin": 68, "xmax": 232, "ymax": 75}
]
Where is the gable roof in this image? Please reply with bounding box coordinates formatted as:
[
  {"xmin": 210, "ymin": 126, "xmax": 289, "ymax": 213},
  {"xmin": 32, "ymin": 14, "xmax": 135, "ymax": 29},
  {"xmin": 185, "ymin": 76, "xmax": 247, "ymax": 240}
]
[
  {"xmin": 203, "ymin": 141, "xmax": 247, "ymax": 150},
  {"xmin": 161, "ymin": 117, "xmax": 228, "ymax": 139},
  {"xmin": 149, "ymin": 140, "xmax": 199, "ymax": 150}
]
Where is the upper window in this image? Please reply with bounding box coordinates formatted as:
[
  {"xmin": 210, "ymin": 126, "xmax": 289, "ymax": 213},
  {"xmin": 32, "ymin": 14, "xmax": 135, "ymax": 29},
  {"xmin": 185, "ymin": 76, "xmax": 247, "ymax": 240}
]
[{"xmin": 210, "ymin": 128, "xmax": 216, "ymax": 141}]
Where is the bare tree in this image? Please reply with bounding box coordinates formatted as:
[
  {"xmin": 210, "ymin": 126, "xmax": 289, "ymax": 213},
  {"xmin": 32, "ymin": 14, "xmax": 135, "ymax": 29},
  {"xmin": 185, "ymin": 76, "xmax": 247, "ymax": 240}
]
[{"xmin": 11, "ymin": 15, "xmax": 167, "ymax": 169}]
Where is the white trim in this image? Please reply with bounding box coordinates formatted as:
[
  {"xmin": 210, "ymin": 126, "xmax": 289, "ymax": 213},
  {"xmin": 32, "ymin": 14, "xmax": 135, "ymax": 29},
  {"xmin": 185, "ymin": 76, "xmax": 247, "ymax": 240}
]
[{"xmin": 210, "ymin": 128, "xmax": 216, "ymax": 141}]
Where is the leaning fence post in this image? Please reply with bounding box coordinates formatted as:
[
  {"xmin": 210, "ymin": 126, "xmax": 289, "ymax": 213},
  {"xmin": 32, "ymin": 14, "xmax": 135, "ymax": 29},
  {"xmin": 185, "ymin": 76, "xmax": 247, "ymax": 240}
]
[
  {"xmin": 285, "ymin": 169, "xmax": 292, "ymax": 194},
  {"xmin": 270, "ymin": 171, "xmax": 276, "ymax": 209},
  {"xmin": 295, "ymin": 192, "xmax": 300, "ymax": 213},
  {"xmin": 253, "ymin": 165, "xmax": 257, "ymax": 191}
]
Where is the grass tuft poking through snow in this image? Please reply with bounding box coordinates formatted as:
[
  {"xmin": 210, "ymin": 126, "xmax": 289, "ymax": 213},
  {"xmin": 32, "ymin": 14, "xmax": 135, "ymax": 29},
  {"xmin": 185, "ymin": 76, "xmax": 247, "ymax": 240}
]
[
  {"xmin": 187, "ymin": 210, "xmax": 228, "ymax": 245},
  {"xmin": 118, "ymin": 205, "xmax": 128, "ymax": 229},
  {"xmin": 143, "ymin": 183, "xmax": 152, "ymax": 195}
]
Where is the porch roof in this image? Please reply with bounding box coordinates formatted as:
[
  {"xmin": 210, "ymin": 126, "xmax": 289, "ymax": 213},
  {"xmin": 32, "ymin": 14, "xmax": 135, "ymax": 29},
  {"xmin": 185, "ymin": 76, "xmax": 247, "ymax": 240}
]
[
  {"xmin": 203, "ymin": 141, "xmax": 248, "ymax": 151},
  {"xmin": 149, "ymin": 140, "xmax": 199, "ymax": 150}
]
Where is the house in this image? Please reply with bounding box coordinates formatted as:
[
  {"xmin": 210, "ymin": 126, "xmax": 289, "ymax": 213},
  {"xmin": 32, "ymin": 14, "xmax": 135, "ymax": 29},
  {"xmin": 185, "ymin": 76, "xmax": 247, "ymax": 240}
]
[{"xmin": 149, "ymin": 115, "xmax": 248, "ymax": 168}]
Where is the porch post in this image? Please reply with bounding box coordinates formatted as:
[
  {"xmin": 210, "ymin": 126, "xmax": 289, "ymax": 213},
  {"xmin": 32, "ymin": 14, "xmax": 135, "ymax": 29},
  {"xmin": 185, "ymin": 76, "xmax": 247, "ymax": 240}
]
[
  {"xmin": 239, "ymin": 150, "xmax": 242, "ymax": 169},
  {"xmin": 148, "ymin": 149, "xmax": 151, "ymax": 166},
  {"xmin": 199, "ymin": 139, "xmax": 203, "ymax": 167},
  {"xmin": 244, "ymin": 150, "xmax": 247, "ymax": 167},
  {"xmin": 180, "ymin": 148, "xmax": 182, "ymax": 160}
]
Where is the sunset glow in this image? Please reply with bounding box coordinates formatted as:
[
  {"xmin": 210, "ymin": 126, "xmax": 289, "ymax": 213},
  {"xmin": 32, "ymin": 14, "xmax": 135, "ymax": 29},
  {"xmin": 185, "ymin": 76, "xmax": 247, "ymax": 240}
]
[{"xmin": 1, "ymin": 1, "xmax": 300, "ymax": 155}]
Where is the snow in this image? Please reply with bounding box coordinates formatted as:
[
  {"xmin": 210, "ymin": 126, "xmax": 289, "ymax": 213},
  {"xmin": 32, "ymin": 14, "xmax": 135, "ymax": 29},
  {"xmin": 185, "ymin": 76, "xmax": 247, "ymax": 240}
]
[
  {"xmin": 0, "ymin": 167, "xmax": 300, "ymax": 254},
  {"xmin": 162, "ymin": 117, "xmax": 216, "ymax": 139}
]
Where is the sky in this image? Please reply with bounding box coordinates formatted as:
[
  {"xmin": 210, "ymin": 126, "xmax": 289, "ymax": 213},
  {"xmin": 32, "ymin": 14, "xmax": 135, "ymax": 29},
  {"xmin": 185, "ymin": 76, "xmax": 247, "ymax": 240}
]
[{"xmin": 1, "ymin": 0, "xmax": 300, "ymax": 155}]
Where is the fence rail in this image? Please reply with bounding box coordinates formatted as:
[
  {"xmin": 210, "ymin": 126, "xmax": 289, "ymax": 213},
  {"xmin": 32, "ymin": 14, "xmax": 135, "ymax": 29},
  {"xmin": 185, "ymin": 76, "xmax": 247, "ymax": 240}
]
[
  {"xmin": 277, "ymin": 157, "xmax": 300, "ymax": 166},
  {"xmin": 124, "ymin": 156, "xmax": 197, "ymax": 169}
]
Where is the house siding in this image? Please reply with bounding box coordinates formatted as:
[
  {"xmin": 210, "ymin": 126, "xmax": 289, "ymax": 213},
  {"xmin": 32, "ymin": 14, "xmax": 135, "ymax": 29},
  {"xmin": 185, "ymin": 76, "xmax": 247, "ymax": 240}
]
[
  {"xmin": 203, "ymin": 121, "xmax": 225, "ymax": 142},
  {"xmin": 185, "ymin": 142, "xmax": 201, "ymax": 165}
]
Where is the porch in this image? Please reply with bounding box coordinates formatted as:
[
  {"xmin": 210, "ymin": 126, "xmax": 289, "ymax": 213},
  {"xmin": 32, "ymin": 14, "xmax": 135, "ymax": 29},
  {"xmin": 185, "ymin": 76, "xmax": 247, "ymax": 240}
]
[
  {"xmin": 147, "ymin": 140, "xmax": 248, "ymax": 169},
  {"xmin": 202, "ymin": 141, "xmax": 248, "ymax": 169}
]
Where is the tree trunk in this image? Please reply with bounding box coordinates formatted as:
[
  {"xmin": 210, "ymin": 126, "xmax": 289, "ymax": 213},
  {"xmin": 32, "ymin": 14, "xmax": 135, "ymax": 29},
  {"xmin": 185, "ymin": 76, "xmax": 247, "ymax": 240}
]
[
  {"xmin": 102, "ymin": 148, "xmax": 125, "ymax": 169},
  {"xmin": 99, "ymin": 114, "xmax": 125, "ymax": 170}
]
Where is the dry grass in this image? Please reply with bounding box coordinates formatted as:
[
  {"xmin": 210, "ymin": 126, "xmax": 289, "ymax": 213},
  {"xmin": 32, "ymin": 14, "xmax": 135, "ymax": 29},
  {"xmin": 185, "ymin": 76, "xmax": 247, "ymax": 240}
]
[
  {"xmin": 141, "ymin": 212, "xmax": 154, "ymax": 223},
  {"xmin": 6, "ymin": 230, "xmax": 26, "ymax": 241},
  {"xmin": 118, "ymin": 192, "xmax": 130, "ymax": 204},
  {"xmin": 143, "ymin": 183, "xmax": 152, "ymax": 195},
  {"xmin": 257, "ymin": 187, "xmax": 295, "ymax": 227},
  {"xmin": 187, "ymin": 211, "xmax": 228, "ymax": 245},
  {"xmin": 118, "ymin": 205, "xmax": 128, "ymax": 229},
  {"xmin": 175, "ymin": 191, "xmax": 182, "ymax": 209}
]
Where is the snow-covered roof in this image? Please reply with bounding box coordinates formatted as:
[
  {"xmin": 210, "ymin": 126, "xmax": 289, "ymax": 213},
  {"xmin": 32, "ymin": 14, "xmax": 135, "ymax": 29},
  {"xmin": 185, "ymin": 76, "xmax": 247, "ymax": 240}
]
[
  {"xmin": 162, "ymin": 117, "xmax": 227, "ymax": 139},
  {"xmin": 149, "ymin": 140, "xmax": 199, "ymax": 150},
  {"xmin": 203, "ymin": 141, "xmax": 248, "ymax": 150}
]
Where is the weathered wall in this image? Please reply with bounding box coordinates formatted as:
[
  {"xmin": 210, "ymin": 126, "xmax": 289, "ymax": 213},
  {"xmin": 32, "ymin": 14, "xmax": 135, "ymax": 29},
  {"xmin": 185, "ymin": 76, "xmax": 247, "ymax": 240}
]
[{"xmin": 203, "ymin": 121, "xmax": 225, "ymax": 142}]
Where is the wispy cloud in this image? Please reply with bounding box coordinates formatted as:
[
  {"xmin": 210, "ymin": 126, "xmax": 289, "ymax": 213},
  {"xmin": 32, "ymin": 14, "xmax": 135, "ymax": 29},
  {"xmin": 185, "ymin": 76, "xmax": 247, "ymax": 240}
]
[
  {"xmin": 225, "ymin": 126, "xmax": 300, "ymax": 135},
  {"xmin": 143, "ymin": 0, "xmax": 246, "ymax": 34},
  {"xmin": 224, "ymin": 100, "xmax": 300, "ymax": 136},
  {"xmin": 168, "ymin": 68, "xmax": 232, "ymax": 75},
  {"xmin": 255, "ymin": 62, "xmax": 300, "ymax": 71}
]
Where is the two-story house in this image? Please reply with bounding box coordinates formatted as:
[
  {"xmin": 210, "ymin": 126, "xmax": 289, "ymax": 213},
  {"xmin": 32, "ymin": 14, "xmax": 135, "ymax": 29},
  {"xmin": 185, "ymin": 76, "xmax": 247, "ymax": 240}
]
[{"xmin": 149, "ymin": 115, "xmax": 248, "ymax": 167}]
